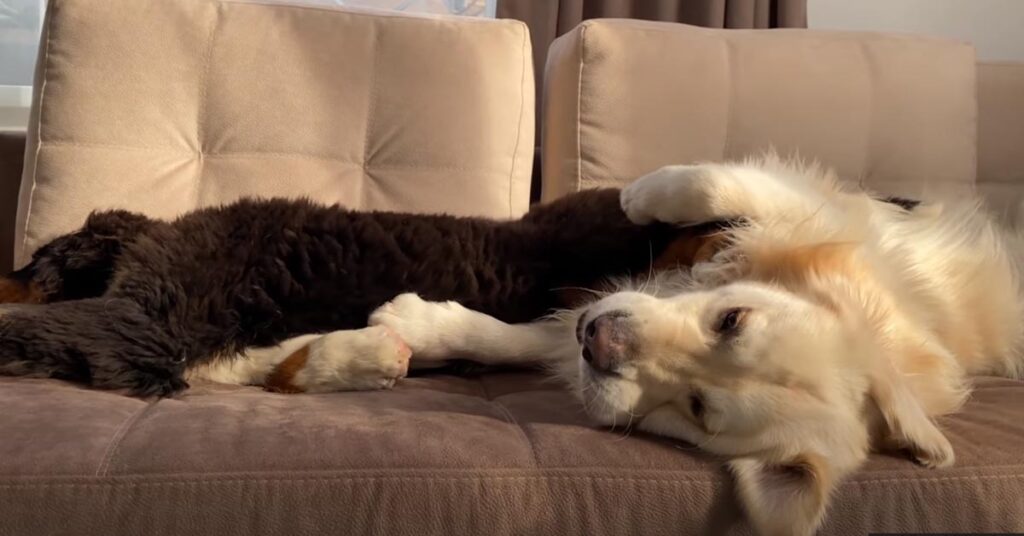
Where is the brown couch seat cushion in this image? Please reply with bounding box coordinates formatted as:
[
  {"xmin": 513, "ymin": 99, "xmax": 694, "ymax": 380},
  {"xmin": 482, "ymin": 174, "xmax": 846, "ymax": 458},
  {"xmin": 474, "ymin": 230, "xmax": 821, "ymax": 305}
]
[{"xmin": 1, "ymin": 373, "xmax": 1022, "ymax": 535}]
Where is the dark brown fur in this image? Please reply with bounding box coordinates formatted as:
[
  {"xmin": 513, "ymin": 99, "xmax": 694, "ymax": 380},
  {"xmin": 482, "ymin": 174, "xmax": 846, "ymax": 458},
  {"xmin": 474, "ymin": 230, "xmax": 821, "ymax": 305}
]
[{"xmin": 0, "ymin": 189, "xmax": 721, "ymax": 396}]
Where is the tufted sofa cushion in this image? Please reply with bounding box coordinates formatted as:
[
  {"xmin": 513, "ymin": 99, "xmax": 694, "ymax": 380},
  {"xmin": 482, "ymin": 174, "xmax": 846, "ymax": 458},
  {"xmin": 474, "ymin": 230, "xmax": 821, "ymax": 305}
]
[
  {"xmin": 14, "ymin": 0, "xmax": 534, "ymax": 267},
  {"xmin": 542, "ymin": 19, "xmax": 977, "ymax": 202}
]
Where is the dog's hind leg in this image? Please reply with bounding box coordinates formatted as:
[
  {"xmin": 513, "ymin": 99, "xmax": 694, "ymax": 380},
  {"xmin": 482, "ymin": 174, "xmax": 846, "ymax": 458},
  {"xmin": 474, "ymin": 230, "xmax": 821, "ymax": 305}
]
[
  {"xmin": 188, "ymin": 327, "xmax": 412, "ymax": 393},
  {"xmin": 0, "ymin": 299, "xmax": 188, "ymax": 396}
]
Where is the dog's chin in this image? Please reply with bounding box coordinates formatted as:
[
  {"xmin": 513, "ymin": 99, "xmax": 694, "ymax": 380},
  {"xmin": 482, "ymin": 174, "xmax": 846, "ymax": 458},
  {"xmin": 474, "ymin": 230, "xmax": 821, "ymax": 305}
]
[{"xmin": 576, "ymin": 362, "xmax": 646, "ymax": 427}]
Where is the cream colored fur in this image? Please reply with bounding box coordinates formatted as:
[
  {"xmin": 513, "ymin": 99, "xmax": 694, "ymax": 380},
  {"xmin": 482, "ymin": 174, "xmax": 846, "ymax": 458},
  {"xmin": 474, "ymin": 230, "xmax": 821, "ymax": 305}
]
[
  {"xmin": 372, "ymin": 155, "xmax": 1024, "ymax": 536},
  {"xmin": 188, "ymin": 326, "xmax": 411, "ymax": 392}
]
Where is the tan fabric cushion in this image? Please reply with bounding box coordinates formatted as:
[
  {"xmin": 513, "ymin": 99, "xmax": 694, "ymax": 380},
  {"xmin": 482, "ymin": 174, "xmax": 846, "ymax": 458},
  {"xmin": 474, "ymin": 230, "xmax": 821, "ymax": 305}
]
[
  {"xmin": 542, "ymin": 19, "xmax": 977, "ymax": 202},
  {"xmin": 15, "ymin": 0, "xmax": 534, "ymax": 267},
  {"xmin": 977, "ymin": 62, "xmax": 1024, "ymax": 224},
  {"xmin": 2, "ymin": 373, "xmax": 1023, "ymax": 535}
]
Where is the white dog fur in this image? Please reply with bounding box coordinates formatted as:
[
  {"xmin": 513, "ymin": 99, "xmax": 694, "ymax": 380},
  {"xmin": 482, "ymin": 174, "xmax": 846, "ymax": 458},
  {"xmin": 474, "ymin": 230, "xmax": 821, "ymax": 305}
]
[
  {"xmin": 192, "ymin": 155, "xmax": 1024, "ymax": 535},
  {"xmin": 367, "ymin": 155, "xmax": 1024, "ymax": 536},
  {"xmin": 187, "ymin": 325, "xmax": 412, "ymax": 393}
]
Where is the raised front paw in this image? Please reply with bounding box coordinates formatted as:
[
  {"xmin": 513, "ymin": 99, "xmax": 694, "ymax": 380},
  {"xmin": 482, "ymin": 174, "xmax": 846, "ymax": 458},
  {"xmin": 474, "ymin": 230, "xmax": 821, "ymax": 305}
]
[
  {"xmin": 620, "ymin": 165, "xmax": 723, "ymax": 225},
  {"xmin": 368, "ymin": 293, "xmax": 465, "ymax": 361}
]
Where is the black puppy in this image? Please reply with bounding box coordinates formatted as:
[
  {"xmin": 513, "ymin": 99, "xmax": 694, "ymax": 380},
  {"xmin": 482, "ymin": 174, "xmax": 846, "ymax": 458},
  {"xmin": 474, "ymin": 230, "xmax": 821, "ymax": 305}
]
[{"xmin": 0, "ymin": 189, "xmax": 714, "ymax": 396}]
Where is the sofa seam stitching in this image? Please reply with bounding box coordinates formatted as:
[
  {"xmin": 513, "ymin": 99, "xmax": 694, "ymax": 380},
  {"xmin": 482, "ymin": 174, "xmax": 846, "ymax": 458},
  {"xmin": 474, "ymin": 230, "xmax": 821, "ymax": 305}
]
[
  {"xmin": 20, "ymin": 0, "xmax": 55, "ymax": 263},
  {"xmin": 478, "ymin": 379, "xmax": 540, "ymax": 469},
  {"xmin": 846, "ymin": 473, "xmax": 1024, "ymax": 485},
  {"xmin": 93, "ymin": 402, "xmax": 159, "ymax": 477},
  {"xmin": 193, "ymin": 4, "xmax": 221, "ymax": 208},
  {"xmin": 721, "ymin": 39, "xmax": 735, "ymax": 159},
  {"xmin": 575, "ymin": 24, "xmax": 586, "ymax": 194},
  {"xmin": 360, "ymin": 23, "xmax": 380, "ymax": 209},
  {"xmin": 506, "ymin": 21, "xmax": 528, "ymax": 217},
  {"xmin": 0, "ymin": 468, "xmax": 725, "ymax": 481},
  {"xmin": 3, "ymin": 472, "xmax": 1023, "ymax": 488},
  {"xmin": 197, "ymin": 6, "xmax": 219, "ymax": 154},
  {"xmin": 0, "ymin": 475, "xmax": 725, "ymax": 487},
  {"xmin": 859, "ymin": 41, "xmax": 873, "ymax": 189},
  {"xmin": 27, "ymin": 142, "xmax": 502, "ymax": 172},
  {"xmin": 969, "ymin": 57, "xmax": 980, "ymax": 193}
]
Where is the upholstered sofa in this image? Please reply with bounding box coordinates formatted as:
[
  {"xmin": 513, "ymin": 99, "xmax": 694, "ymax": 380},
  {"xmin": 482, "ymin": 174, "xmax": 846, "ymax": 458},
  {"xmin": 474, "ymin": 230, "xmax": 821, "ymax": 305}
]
[{"xmin": 1, "ymin": 1, "xmax": 1023, "ymax": 534}]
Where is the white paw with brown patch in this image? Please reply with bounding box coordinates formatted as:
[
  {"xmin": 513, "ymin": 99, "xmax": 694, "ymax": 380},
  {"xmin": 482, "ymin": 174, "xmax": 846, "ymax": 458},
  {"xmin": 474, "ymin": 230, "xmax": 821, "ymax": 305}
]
[{"xmin": 265, "ymin": 326, "xmax": 411, "ymax": 393}]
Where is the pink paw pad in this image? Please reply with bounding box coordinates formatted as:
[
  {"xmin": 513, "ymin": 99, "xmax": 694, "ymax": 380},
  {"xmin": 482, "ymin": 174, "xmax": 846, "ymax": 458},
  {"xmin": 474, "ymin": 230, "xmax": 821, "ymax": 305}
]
[{"xmin": 378, "ymin": 325, "xmax": 413, "ymax": 364}]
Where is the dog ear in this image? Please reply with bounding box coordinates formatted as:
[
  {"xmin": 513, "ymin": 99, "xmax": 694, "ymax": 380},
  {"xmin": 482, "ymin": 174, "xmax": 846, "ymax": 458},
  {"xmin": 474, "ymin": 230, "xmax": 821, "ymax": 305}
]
[
  {"xmin": 83, "ymin": 209, "xmax": 154, "ymax": 240},
  {"xmin": 868, "ymin": 364, "xmax": 955, "ymax": 468},
  {"xmin": 729, "ymin": 453, "xmax": 835, "ymax": 536}
]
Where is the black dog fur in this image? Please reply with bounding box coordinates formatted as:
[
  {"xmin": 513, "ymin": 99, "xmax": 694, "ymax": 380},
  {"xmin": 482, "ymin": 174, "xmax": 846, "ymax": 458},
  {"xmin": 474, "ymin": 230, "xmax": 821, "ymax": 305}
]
[{"xmin": 0, "ymin": 189, "xmax": 700, "ymax": 396}]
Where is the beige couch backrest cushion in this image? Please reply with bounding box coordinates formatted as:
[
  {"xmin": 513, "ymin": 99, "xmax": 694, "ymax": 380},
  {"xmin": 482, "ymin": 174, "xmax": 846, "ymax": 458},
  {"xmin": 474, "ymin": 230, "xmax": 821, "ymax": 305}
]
[
  {"xmin": 15, "ymin": 0, "xmax": 534, "ymax": 267},
  {"xmin": 977, "ymin": 62, "xmax": 1024, "ymax": 224},
  {"xmin": 542, "ymin": 19, "xmax": 977, "ymax": 202}
]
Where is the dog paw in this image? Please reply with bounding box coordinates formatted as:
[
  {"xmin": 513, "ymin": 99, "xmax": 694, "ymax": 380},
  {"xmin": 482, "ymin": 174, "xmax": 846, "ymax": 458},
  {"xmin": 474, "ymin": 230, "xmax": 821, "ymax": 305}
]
[
  {"xmin": 908, "ymin": 430, "xmax": 956, "ymax": 469},
  {"xmin": 369, "ymin": 293, "xmax": 466, "ymax": 360},
  {"xmin": 294, "ymin": 326, "xmax": 412, "ymax": 393},
  {"xmin": 621, "ymin": 165, "xmax": 722, "ymax": 225}
]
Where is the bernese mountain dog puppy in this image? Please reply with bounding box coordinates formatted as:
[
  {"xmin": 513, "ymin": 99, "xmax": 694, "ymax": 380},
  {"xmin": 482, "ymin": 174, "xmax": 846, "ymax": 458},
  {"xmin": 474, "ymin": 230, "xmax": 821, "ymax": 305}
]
[{"xmin": 0, "ymin": 189, "xmax": 723, "ymax": 396}]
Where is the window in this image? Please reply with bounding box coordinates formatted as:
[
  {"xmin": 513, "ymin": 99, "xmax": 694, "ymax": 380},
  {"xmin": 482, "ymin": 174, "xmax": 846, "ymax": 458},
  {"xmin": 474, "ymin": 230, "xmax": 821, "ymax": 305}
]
[
  {"xmin": 0, "ymin": 0, "xmax": 42, "ymax": 130},
  {"xmin": 294, "ymin": 0, "xmax": 495, "ymax": 17},
  {"xmin": 0, "ymin": 0, "xmax": 495, "ymax": 130}
]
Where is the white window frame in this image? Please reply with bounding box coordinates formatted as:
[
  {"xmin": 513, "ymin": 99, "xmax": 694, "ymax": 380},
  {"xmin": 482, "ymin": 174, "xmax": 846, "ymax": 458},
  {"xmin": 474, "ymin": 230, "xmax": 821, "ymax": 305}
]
[
  {"xmin": 0, "ymin": 85, "xmax": 32, "ymax": 131},
  {"xmin": 0, "ymin": 0, "xmax": 45, "ymax": 131}
]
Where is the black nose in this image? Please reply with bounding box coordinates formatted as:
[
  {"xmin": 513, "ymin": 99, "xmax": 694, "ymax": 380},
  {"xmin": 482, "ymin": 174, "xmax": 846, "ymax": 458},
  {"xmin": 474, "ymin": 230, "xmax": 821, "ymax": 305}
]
[{"xmin": 581, "ymin": 311, "xmax": 633, "ymax": 373}]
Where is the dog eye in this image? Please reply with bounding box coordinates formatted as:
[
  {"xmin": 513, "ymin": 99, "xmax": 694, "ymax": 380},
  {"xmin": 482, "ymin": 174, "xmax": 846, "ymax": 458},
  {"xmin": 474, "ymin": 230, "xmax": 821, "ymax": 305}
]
[{"xmin": 715, "ymin": 307, "xmax": 748, "ymax": 335}]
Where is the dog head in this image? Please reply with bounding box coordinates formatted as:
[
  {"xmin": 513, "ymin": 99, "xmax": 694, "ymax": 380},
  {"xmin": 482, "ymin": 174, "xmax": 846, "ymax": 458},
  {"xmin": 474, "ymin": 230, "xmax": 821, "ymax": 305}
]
[
  {"xmin": 6, "ymin": 209, "xmax": 154, "ymax": 302},
  {"xmin": 570, "ymin": 277, "xmax": 954, "ymax": 535}
]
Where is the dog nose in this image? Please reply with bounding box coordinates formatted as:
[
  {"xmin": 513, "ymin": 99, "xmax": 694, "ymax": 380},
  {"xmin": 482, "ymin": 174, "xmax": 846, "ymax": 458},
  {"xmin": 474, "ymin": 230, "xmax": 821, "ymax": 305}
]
[{"xmin": 582, "ymin": 311, "xmax": 633, "ymax": 373}]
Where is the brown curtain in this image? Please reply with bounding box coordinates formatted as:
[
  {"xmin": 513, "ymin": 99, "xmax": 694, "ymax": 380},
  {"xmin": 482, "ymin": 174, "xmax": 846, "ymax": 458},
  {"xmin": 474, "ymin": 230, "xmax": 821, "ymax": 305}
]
[
  {"xmin": 0, "ymin": 132, "xmax": 25, "ymax": 273},
  {"xmin": 497, "ymin": 0, "xmax": 807, "ymax": 202},
  {"xmin": 499, "ymin": 0, "xmax": 807, "ymax": 83}
]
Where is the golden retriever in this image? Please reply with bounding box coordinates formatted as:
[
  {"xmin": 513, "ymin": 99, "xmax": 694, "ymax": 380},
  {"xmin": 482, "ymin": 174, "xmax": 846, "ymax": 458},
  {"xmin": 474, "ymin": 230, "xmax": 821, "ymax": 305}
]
[{"xmin": 368, "ymin": 155, "xmax": 1024, "ymax": 536}]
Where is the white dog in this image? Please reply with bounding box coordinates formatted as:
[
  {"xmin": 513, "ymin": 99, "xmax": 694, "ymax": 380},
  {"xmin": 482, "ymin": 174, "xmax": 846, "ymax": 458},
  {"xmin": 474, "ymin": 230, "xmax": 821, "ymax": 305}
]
[{"xmin": 364, "ymin": 156, "xmax": 1024, "ymax": 536}]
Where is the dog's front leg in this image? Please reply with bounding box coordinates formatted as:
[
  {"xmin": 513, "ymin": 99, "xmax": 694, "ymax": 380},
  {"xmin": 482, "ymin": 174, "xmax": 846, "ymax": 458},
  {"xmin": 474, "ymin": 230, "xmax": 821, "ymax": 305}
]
[
  {"xmin": 620, "ymin": 162, "xmax": 836, "ymax": 227},
  {"xmin": 369, "ymin": 293, "xmax": 578, "ymax": 366}
]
